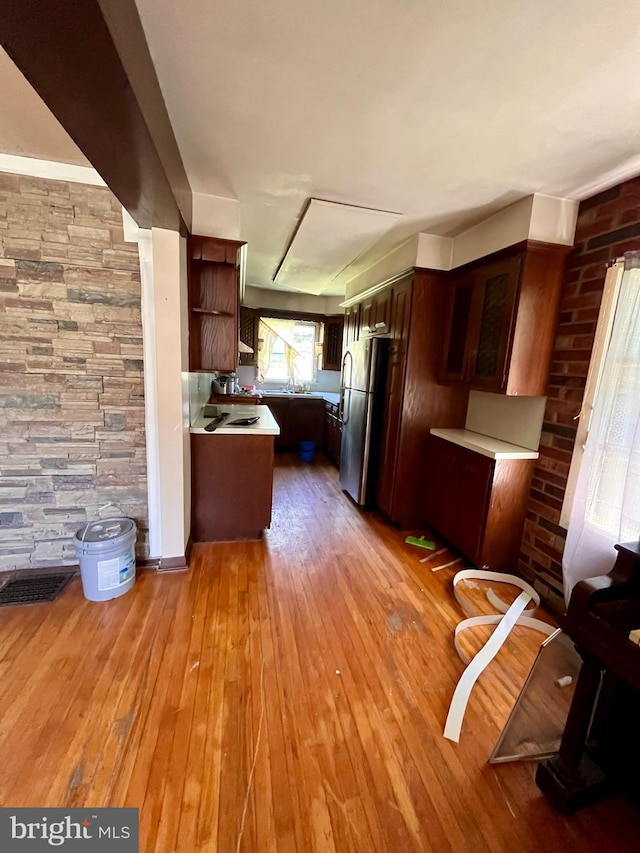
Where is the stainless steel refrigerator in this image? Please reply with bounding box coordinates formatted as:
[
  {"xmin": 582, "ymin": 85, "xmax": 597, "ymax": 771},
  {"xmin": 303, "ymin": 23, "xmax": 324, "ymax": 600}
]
[{"xmin": 339, "ymin": 336, "xmax": 389, "ymax": 505}]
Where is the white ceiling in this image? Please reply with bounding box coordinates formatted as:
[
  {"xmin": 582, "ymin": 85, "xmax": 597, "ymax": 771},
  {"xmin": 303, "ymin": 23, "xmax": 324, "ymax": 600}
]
[
  {"xmin": 134, "ymin": 0, "xmax": 640, "ymax": 294},
  {"xmin": 1, "ymin": 4, "xmax": 639, "ymax": 296},
  {"xmin": 274, "ymin": 199, "xmax": 401, "ymax": 295}
]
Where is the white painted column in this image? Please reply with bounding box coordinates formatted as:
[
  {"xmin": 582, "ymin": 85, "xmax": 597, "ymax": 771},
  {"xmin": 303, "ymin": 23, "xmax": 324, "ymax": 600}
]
[{"xmin": 139, "ymin": 227, "xmax": 191, "ymax": 562}]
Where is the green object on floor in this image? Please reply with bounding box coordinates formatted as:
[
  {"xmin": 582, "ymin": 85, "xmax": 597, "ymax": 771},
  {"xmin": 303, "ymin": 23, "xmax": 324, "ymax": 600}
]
[{"xmin": 405, "ymin": 535, "xmax": 435, "ymax": 550}]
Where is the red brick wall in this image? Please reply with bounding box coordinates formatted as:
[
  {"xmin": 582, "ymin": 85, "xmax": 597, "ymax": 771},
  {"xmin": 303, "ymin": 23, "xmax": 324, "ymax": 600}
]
[{"xmin": 518, "ymin": 176, "xmax": 640, "ymax": 608}]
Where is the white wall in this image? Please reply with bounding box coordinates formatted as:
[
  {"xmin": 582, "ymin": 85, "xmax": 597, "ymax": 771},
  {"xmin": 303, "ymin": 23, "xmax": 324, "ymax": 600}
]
[
  {"xmin": 238, "ymin": 364, "xmax": 341, "ymax": 393},
  {"xmin": 465, "ymin": 390, "xmax": 547, "ymax": 451},
  {"xmin": 343, "ymin": 193, "xmax": 579, "ymax": 303},
  {"xmin": 192, "ymin": 191, "xmax": 241, "ymax": 239},
  {"xmin": 244, "ymin": 284, "xmax": 343, "ymax": 315},
  {"xmin": 345, "ymin": 236, "xmax": 419, "ymax": 301},
  {"xmin": 140, "ymin": 227, "xmax": 191, "ymax": 560},
  {"xmin": 179, "ymin": 235, "xmax": 191, "ymax": 549}
]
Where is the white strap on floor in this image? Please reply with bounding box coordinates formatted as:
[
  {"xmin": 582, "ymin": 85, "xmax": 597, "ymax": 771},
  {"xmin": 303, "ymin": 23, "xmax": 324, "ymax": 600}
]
[
  {"xmin": 444, "ymin": 570, "xmax": 554, "ymax": 743},
  {"xmin": 453, "ymin": 613, "xmax": 556, "ymax": 665},
  {"xmin": 453, "ymin": 569, "xmax": 539, "ymax": 614}
]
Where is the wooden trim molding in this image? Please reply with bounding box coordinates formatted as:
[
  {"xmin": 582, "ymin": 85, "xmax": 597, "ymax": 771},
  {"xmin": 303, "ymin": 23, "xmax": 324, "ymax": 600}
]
[
  {"xmin": 340, "ymin": 269, "xmax": 414, "ymax": 308},
  {"xmin": 157, "ymin": 537, "xmax": 192, "ymax": 573},
  {"xmin": 136, "ymin": 559, "xmax": 161, "ymax": 571},
  {"xmin": 157, "ymin": 556, "xmax": 189, "ymax": 572}
]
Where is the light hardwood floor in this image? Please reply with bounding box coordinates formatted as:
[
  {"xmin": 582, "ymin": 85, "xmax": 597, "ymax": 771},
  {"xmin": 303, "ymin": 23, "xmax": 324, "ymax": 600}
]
[{"xmin": 0, "ymin": 452, "xmax": 638, "ymax": 851}]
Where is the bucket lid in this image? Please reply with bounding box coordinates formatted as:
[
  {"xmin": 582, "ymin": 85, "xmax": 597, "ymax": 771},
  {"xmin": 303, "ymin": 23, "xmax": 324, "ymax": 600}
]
[{"xmin": 75, "ymin": 518, "xmax": 135, "ymax": 542}]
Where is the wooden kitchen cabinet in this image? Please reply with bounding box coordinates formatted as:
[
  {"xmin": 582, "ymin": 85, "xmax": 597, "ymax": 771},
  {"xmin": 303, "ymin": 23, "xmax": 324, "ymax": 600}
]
[
  {"xmin": 239, "ymin": 306, "xmax": 259, "ymax": 366},
  {"xmin": 290, "ymin": 397, "xmax": 324, "ymax": 444},
  {"xmin": 343, "ymin": 303, "xmax": 361, "ymax": 349},
  {"xmin": 340, "ymin": 270, "xmax": 467, "ymax": 529},
  {"xmin": 376, "ymin": 276, "xmax": 413, "ymax": 518},
  {"xmin": 441, "ymin": 276, "xmax": 475, "ymax": 384},
  {"xmin": 360, "ymin": 297, "xmax": 374, "ymax": 336},
  {"xmin": 188, "ymin": 236, "xmax": 246, "ymax": 373},
  {"xmin": 441, "ymin": 254, "xmax": 520, "ymax": 390},
  {"xmin": 359, "ymin": 290, "xmax": 392, "ymax": 337},
  {"xmin": 338, "ymin": 239, "xmax": 567, "ymax": 532},
  {"xmin": 375, "ymin": 272, "xmax": 468, "ymax": 529},
  {"xmin": 467, "ymin": 256, "xmax": 521, "ymax": 390},
  {"xmin": 323, "ymin": 401, "xmax": 342, "ymax": 467},
  {"xmin": 440, "ymin": 242, "xmax": 568, "ymax": 395},
  {"xmin": 209, "ymin": 393, "xmax": 262, "ymax": 404},
  {"xmin": 191, "ymin": 433, "xmax": 274, "ymax": 541},
  {"xmin": 265, "ymin": 397, "xmax": 291, "ymax": 448},
  {"xmin": 323, "ymin": 315, "xmax": 344, "ymax": 371},
  {"xmin": 373, "ymin": 289, "xmax": 391, "ymax": 332},
  {"xmin": 422, "ymin": 436, "xmax": 459, "ymax": 544},
  {"xmin": 454, "ymin": 450, "xmax": 493, "ymax": 561},
  {"xmin": 424, "ymin": 434, "xmax": 536, "ymax": 571},
  {"xmin": 263, "ymin": 396, "xmax": 324, "ymax": 449}
]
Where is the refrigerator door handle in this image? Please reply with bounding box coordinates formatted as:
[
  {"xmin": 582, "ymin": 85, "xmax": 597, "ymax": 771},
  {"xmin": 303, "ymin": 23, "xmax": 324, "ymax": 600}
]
[
  {"xmin": 345, "ymin": 350, "xmax": 353, "ymax": 388},
  {"xmin": 340, "ymin": 350, "xmax": 353, "ymax": 422},
  {"xmin": 342, "ymin": 387, "xmax": 351, "ymax": 425}
]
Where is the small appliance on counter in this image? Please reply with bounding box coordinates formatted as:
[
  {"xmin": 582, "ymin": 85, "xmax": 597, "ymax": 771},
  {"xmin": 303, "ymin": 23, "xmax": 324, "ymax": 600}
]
[{"xmin": 212, "ymin": 373, "xmax": 238, "ymax": 395}]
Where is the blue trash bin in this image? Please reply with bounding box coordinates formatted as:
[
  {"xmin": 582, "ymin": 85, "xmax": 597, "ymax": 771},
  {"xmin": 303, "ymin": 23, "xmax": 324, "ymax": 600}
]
[{"xmin": 299, "ymin": 440, "xmax": 316, "ymax": 461}]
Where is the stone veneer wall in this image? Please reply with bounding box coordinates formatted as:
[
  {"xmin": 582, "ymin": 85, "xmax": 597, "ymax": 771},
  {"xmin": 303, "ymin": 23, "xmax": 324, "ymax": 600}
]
[
  {"xmin": 518, "ymin": 175, "xmax": 640, "ymax": 610},
  {"xmin": 0, "ymin": 172, "xmax": 148, "ymax": 570}
]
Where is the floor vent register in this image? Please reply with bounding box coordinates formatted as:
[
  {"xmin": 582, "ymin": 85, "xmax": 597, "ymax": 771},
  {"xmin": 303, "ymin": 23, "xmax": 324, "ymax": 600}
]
[{"xmin": 0, "ymin": 573, "xmax": 75, "ymax": 607}]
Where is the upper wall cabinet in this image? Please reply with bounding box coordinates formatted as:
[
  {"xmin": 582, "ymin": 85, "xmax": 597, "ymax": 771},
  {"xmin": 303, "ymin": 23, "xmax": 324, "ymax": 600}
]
[
  {"xmin": 359, "ymin": 289, "xmax": 391, "ymax": 337},
  {"xmin": 323, "ymin": 315, "xmax": 344, "ymax": 371},
  {"xmin": 239, "ymin": 306, "xmax": 259, "ymax": 367},
  {"xmin": 188, "ymin": 236, "xmax": 246, "ymax": 373},
  {"xmin": 343, "ymin": 303, "xmax": 361, "ymax": 349},
  {"xmin": 440, "ymin": 242, "xmax": 569, "ymax": 396}
]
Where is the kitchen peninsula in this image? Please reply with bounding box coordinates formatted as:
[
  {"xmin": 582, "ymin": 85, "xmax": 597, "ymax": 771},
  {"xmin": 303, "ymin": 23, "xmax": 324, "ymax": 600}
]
[{"xmin": 191, "ymin": 404, "xmax": 280, "ymax": 542}]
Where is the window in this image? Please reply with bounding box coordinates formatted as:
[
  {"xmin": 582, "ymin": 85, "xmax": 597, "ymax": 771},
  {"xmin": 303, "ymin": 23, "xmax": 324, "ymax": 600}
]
[
  {"xmin": 562, "ymin": 253, "xmax": 640, "ymax": 599},
  {"xmin": 258, "ymin": 317, "xmax": 320, "ymax": 384}
]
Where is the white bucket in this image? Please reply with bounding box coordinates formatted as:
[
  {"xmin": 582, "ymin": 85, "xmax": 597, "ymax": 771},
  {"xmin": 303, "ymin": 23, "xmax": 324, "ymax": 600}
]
[{"xmin": 74, "ymin": 518, "xmax": 137, "ymax": 602}]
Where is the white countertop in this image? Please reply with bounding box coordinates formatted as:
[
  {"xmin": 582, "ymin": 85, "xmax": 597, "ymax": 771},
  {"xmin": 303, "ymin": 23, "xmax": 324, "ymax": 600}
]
[
  {"xmin": 191, "ymin": 404, "xmax": 281, "ymax": 436},
  {"xmin": 430, "ymin": 428, "xmax": 539, "ymax": 460}
]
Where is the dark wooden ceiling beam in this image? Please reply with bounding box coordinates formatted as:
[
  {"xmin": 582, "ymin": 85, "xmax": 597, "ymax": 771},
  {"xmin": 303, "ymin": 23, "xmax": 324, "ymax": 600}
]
[{"xmin": 0, "ymin": 0, "xmax": 191, "ymax": 232}]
